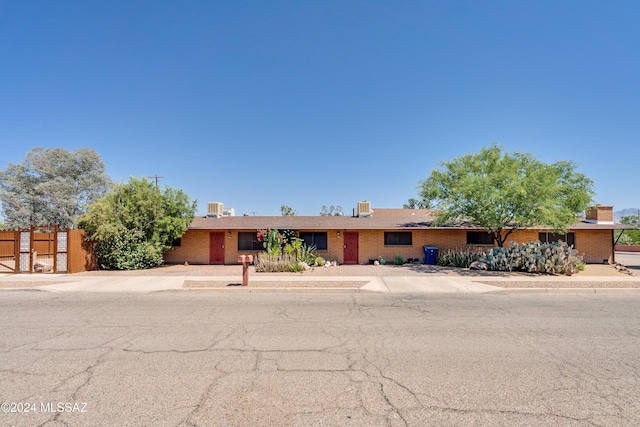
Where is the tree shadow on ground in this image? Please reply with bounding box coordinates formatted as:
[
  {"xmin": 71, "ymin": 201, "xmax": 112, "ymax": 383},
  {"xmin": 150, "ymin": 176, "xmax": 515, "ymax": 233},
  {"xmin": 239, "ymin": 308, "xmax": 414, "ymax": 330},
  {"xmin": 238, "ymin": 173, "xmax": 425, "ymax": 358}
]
[
  {"xmin": 625, "ymin": 265, "xmax": 640, "ymax": 273},
  {"xmin": 397, "ymin": 263, "xmax": 526, "ymax": 278}
]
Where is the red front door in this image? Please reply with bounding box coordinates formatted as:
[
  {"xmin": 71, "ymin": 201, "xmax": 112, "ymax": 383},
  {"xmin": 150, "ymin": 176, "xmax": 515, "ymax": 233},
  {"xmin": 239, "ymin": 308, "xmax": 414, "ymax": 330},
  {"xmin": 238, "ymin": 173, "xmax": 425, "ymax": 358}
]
[
  {"xmin": 343, "ymin": 232, "xmax": 358, "ymax": 264},
  {"xmin": 209, "ymin": 232, "xmax": 225, "ymax": 264}
]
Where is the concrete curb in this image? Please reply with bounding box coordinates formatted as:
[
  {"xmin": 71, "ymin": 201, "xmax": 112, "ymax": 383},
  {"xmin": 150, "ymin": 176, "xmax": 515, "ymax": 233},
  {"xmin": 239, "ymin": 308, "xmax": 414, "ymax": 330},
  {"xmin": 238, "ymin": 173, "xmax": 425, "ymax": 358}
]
[
  {"xmin": 490, "ymin": 287, "xmax": 640, "ymax": 294},
  {"xmin": 3, "ymin": 285, "xmax": 640, "ymax": 294},
  {"xmin": 160, "ymin": 287, "xmax": 374, "ymax": 293}
]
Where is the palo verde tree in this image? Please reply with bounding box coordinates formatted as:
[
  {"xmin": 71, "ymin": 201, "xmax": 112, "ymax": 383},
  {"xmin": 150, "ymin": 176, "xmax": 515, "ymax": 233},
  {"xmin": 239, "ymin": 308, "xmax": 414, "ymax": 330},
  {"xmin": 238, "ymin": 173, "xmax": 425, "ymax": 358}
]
[
  {"xmin": 320, "ymin": 205, "xmax": 343, "ymax": 216},
  {"xmin": 77, "ymin": 177, "xmax": 196, "ymax": 270},
  {"xmin": 0, "ymin": 147, "xmax": 111, "ymax": 229},
  {"xmin": 280, "ymin": 205, "xmax": 297, "ymax": 216},
  {"xmin": 403, "ymin": 198, "xmax": 430, "ymax": 209},
  {"xmin": 616, "ymin": 215, "xmax": 640, "ymax": 245},
  {"xmin": 419, "ymin": 144, "xmax": 594, "ymax": 247}
]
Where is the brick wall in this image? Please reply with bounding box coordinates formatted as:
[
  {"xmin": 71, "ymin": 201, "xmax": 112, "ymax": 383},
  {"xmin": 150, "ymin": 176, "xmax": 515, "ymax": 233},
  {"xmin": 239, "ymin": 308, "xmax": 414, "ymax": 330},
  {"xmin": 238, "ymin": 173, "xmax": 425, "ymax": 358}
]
[
  {"xmin": 575, "ymin": 229, "xmax": 613, "ymax": 263},
  {"xmin": 164, "ymin": 230, "xmax": 210, "ymax": 264},
  {"xmin": 165, "ymin": 229, "xmax": 348, "ymax": 265},
  {"xmin": 508, "ymin": 229, "xmax": 538, "ymax": 244},
  {"xmin": 165, "ymin": 228, "xmax": 615, "ymax": 265},
  {"xmin": 325, "ymin": 230, "xmax": 343, "ymax": 262},
  {"xmin": 356, "ymin": 229, "xmax": 482, "ymax": 264}
]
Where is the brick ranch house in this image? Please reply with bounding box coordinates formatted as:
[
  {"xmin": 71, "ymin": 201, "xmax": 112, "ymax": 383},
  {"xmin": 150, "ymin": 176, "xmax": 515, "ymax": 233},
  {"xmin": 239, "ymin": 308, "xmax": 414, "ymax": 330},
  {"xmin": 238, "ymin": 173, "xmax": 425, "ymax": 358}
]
[{"xmin": 164, "ymin": 202, "xmax": 630, "ymax": 266}]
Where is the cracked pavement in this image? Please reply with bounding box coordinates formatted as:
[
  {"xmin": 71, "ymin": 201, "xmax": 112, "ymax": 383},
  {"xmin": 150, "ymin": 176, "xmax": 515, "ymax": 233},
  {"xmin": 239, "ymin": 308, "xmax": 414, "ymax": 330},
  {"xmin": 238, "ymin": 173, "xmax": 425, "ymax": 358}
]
[{"xmin": 1, "ymin": 292, "xmax": 639, "ymax": 426}]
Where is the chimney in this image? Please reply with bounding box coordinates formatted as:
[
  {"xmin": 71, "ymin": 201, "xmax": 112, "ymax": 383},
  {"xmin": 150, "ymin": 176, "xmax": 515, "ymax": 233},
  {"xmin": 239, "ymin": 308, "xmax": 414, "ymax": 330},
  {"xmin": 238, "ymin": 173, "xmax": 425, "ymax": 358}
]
[{"xmin": 585, "ymin": 204, "xmax": 614, "ymax": 224}]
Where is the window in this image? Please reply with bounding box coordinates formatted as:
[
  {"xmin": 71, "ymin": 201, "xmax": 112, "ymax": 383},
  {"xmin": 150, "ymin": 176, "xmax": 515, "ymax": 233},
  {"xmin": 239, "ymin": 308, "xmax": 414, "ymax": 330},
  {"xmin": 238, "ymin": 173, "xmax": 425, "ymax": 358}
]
[
  {"xmin": 384, "ymin": 232, "xmax": 412, "ymax": 246},
  {"xmin": 466, "ymin": 231, "xmax": 494, "ymax": 245},
  {"xmin": 171, "ymin": 238, "xmax": 182, "ymax": 247},
  {"xmin": 238, "ymin": 232, "xmax": 262, "ymax": 251},
  {"xmin": 539, "ymin": 232, "xmax": 575, "ymax": 247},
  {"xmin": 299, "ymin": 232, "xmax": 328, "ymax": 250}
]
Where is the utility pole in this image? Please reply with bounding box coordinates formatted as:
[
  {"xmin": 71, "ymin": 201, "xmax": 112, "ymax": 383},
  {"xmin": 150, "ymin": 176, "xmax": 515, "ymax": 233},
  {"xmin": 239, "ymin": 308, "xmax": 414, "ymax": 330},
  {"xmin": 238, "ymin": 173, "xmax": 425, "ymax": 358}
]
[{"xmin": 146, "ymin": 175, "xmax": 164, "ymax": 186}]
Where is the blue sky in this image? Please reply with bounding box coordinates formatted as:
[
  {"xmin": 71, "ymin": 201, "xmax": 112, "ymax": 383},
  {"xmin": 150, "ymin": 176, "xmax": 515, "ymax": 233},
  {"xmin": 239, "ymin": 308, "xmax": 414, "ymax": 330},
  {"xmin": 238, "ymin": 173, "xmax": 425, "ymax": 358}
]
[{"xmin": 1, "ymin": 0, "xmax": 639, "ymax": 216}]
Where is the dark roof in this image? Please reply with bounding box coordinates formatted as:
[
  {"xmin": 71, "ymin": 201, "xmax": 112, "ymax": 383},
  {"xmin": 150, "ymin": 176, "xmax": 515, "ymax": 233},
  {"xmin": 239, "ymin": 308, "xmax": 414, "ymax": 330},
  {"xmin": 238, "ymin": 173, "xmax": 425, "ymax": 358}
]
[
  {"xmin": 189, "ymin": 214, "xmax": 441, "ymax": 230},
  {"xmin": 569, "ymin": 222, "xmax": 635, "ymax": 230},
  {"xmin": 188, "ymin": 209, "xmax": 635, "ymax": 231}
]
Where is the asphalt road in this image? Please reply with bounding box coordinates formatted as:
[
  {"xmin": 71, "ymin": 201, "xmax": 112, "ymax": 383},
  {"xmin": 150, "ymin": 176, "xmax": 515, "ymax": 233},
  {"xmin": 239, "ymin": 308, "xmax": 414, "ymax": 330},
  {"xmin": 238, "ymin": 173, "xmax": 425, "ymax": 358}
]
[
  {"xmin": 616, "ymin": 251, "xmax": 640, "ymax": 272},
  {"xmin": 1, "ymin": 291, "xmax": 639, "ymax": 426}
]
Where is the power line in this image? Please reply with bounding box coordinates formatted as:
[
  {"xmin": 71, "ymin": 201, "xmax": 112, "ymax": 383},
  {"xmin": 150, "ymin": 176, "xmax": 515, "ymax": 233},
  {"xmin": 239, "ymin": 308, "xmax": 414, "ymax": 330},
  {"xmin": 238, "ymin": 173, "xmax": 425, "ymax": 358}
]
[{"xmin": 146, "ymin": 175, "xmax": 164, "ymax": 186}]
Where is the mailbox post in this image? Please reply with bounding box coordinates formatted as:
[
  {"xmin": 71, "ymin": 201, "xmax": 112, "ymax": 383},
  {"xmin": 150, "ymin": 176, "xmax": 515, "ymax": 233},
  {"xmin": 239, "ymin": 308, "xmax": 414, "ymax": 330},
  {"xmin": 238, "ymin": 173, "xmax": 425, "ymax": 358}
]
[{"xmin": 238, "ymin": 255, "xmax": 253, "ymax": 286}]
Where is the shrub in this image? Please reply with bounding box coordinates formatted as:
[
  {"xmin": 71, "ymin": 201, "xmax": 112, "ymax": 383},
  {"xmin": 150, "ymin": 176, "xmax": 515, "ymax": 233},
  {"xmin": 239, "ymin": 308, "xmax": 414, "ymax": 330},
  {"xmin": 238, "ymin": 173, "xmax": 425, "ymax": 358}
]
[
  {"xmin": 616, "ymin": 233, "xmax": 635, "ymax": 245},
  {"xmin": 254, "ymin": 252, "xmax": 301, "ymax": 272},
  {"xmin": 436, "ymin": 248, "xmax": 482, "ymax": 268},
  {"xmin": 298, "ymin": 242, "xmax": 317, "ymax": 265},
  {"xmin": 95, "ymin": 229, "xmax": 164, "ymax": 270},
  {"xmin": 393, "ymin": 254, "xmax": 404, "ymax": 265},
  {"xmin": 480, "ymin": 241, "xmax": 583, "ymax": 274},
  {"xmin": 78, "ymin": 177, "xmax": 196, "ymax": 270},
  {"xmin": 254, "ymin": 233, "xmax": 319, "ymax": 272}
]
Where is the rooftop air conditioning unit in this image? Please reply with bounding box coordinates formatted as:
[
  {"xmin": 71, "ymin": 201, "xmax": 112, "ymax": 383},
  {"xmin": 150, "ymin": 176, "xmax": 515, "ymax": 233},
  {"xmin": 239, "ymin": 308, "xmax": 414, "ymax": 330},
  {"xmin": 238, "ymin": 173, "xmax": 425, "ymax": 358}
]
[
  {"xmin": 222, "ymin": 208, "xmax": 235, "ymax": 217},
  {"xmin": 356, "ymin": 201, "xmax": 373, "ymax": 218},
  {"xmin": 207, "ymin": 202, "xmax": 224, "ymax": 218}
]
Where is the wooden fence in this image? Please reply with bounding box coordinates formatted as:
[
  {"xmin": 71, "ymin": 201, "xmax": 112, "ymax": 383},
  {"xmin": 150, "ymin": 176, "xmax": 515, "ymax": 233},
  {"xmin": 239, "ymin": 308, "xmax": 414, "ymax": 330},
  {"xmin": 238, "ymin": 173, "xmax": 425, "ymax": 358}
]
[{"xmin": 0, "ymin": 226, "xmax": 96, "ymax": 273}]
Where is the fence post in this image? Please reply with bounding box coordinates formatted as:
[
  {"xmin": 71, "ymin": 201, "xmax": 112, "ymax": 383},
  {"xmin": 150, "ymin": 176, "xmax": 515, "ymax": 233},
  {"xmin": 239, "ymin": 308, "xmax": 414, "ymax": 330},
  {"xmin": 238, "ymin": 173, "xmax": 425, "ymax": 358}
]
[
  {"xmin": 53, "ymin": 224, "xmax": 58, "ymax": 273},
  {"xmin": 13, "ymin": 230, "xmax": 19, "ymax": 273},
  {"xmin": 30, "ymin": 225, "xmax": 35, "ymax": 273}
]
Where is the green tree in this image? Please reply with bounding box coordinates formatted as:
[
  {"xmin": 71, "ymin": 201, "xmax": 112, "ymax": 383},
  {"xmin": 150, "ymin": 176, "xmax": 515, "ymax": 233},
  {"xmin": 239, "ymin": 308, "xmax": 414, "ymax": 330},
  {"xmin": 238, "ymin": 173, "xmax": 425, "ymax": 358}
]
[
  {"xmin": 0, "ymin": 147, "xmax": 111, "ymax": 228},
  {"xmin": 403, "ymin": 198, "xmax": 430, "ymax": 209},
  {"xmin": 320, "ymin": 205, "xmax": 343, "ymax": 216},
  {"xmin": 280, "ymin": 205, "xmax": 297, "ymax": 216},
  {"xmin": 616, "ymin": 215, "xmax": 640, "ymax": 245},
  {"xmin": 419, "ymin": 144, "xmax": 594, "ymax": 247},
  {"xmin": 77, "ymin": 177, "xmax": 196, "ymax": 270}
]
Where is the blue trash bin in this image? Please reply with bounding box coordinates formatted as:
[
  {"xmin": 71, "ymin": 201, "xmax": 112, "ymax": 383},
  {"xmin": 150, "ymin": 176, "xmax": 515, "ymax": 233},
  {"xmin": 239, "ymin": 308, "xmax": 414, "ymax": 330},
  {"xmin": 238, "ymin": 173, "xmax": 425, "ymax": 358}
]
[{"xmin": 423, "ymin": 246, "xmax": 438, "ymax": 265}]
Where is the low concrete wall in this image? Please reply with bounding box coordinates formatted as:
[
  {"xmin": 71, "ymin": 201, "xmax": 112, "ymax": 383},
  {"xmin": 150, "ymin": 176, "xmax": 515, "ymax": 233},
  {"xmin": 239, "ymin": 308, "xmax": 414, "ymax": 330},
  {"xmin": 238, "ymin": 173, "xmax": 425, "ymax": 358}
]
[{"xmin": 615, "ymin": 245, "xmax": 640, "ymax": 253}]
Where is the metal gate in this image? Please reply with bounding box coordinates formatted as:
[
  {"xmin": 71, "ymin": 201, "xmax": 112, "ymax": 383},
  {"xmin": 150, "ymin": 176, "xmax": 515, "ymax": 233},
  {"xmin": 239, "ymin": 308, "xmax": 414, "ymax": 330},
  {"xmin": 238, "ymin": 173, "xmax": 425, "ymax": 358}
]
[
  {"xmin": 0, "ymin": 231, "xmax": 16, "ymax": 273},
  {"xmin": 1, "ymin": 225, "xmax": 68, "ymax": 273}
]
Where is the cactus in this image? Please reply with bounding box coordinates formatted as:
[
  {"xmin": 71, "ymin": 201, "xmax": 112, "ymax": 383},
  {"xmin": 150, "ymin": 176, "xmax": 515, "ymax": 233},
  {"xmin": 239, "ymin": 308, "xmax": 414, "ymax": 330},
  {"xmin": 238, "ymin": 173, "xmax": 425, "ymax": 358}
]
[{"xmin": 480, "ymin": 240, "xmax": 583, "ymax": 274}]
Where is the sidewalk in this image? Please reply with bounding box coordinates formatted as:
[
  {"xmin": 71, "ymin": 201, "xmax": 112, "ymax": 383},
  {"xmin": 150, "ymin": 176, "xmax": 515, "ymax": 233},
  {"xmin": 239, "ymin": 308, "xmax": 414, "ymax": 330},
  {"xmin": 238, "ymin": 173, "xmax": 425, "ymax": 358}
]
[{"xmin": 0, "ymin": 263, "xmax": 638, "ymax": 293}]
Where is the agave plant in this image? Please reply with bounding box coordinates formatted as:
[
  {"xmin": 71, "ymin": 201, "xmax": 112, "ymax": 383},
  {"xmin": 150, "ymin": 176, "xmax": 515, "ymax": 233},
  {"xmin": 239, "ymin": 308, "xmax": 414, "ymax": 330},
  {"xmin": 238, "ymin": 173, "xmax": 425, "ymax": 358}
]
[{"xmin": 436, "ymin": 249, "xmax": 482, "ymax": 268}]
